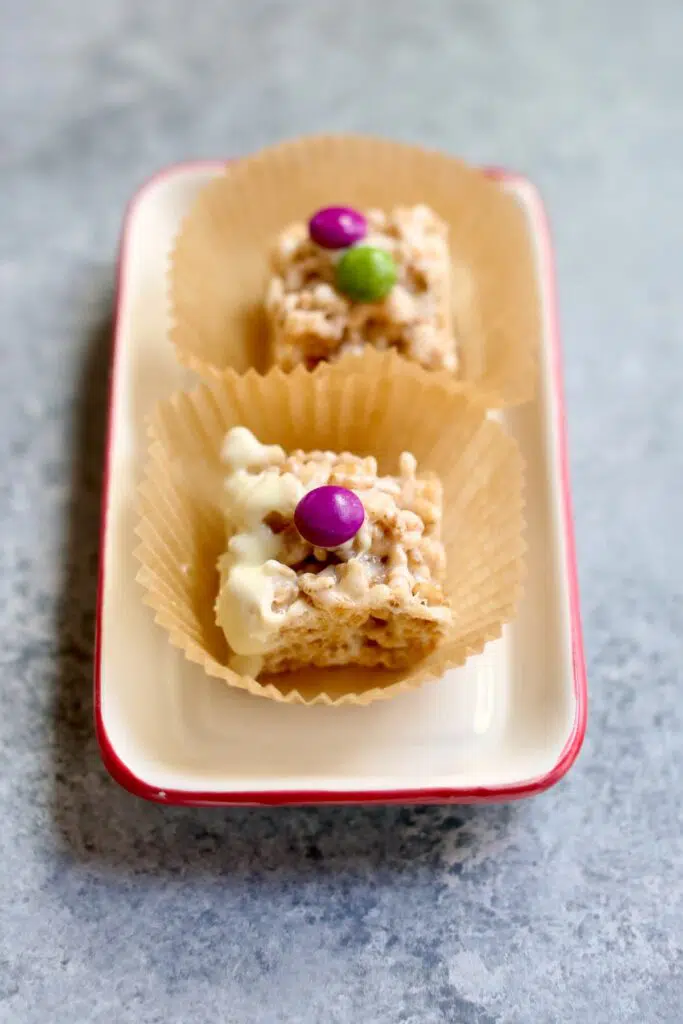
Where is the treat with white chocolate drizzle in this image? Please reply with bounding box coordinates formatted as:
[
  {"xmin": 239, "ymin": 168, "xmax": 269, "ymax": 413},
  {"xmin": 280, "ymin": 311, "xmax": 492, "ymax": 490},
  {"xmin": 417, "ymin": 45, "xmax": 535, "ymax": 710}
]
[{"xmin": 215, "ymin": 427, "xmax": 451, "ymax": 678}]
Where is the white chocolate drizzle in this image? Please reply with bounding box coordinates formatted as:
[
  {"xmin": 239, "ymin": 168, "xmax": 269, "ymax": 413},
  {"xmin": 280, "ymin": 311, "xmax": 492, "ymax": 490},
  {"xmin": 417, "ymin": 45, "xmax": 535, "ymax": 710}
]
[{"xmin": 215, "ymin": 428, "xmax": 303, "ymax": 675}]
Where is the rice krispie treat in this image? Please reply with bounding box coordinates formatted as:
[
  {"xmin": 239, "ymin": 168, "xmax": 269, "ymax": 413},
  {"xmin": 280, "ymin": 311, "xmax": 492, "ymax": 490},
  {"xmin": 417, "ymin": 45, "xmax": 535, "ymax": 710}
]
[
  {"xmin": 215, "ymin": 426, "xmax": 452, "ymax": 678},
  {"xmin": 265, "ymin": 204, "xmax": 457, "ymax": 373}
]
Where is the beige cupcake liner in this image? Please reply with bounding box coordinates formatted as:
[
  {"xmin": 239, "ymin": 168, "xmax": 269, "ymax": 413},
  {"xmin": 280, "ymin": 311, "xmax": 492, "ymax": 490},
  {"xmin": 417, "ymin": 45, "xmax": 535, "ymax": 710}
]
[
  {"xmin": 169, "ymin": 133, "xmax": 541, "ymax": 407},
  {"xmin": 135, "ymin": 350, "xmax": 526, "ymax": 706}
]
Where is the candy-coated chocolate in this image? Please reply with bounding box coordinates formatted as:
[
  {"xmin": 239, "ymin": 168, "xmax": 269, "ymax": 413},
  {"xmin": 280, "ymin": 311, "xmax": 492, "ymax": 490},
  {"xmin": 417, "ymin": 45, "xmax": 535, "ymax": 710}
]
[
  {"xmin": 335, "ymin": 245, "xmax": 397, "ymax": 303},
  {"xmin": 294, "ymin": 486, "xmax": 365, "ymax": 549},
  {"xmin": 308, "ymin": 206, "xmax": 367, "ymax": 250}
]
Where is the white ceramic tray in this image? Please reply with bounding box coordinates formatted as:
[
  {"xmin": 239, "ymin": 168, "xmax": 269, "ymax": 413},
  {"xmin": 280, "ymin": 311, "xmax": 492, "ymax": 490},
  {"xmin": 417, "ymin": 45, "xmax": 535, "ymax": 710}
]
[{"xmin": 95, "ymin": 162, "xmax": 586, "ymax": 806}]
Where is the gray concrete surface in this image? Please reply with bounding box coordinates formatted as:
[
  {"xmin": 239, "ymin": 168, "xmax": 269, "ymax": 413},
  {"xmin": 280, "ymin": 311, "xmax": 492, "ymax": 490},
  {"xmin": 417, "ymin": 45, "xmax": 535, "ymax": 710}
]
[{"xmin": 1, "ymin": 2, "xmax": 682, "ymax": 1022}]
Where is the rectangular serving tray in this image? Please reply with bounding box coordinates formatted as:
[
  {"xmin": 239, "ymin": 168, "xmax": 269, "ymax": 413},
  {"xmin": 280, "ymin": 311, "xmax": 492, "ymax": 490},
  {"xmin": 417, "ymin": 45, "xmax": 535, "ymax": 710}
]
[{"xmin": 95, "ymin": 161, "xmax": 586, "ymax": 805}]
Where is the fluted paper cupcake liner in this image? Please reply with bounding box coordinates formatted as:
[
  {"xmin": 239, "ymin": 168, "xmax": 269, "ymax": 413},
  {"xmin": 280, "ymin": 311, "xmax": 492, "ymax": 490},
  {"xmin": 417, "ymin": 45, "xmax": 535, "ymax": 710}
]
[
  {"xmin": 169, "ymin": 134, "xmax": 541, "ymax": 406},
  {"xmin": 135, "ymin": 350, "xmax": 526, "ymax": 705}
]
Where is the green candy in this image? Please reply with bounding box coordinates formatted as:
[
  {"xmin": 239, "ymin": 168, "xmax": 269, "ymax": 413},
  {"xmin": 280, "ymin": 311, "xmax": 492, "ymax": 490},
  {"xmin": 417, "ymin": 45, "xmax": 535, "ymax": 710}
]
[{"xmin": 335, "ymin": 245, "xmax": 397, "ymax": 303}]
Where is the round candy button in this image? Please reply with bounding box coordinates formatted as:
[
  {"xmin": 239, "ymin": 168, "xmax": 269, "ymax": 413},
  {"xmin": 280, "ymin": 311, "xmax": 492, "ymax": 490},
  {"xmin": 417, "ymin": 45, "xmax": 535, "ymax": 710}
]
[
  {"xmin": 335, "ymin": 245, "xmax": 397, "ymax": 303},
  {"xmin": 294, "ymin": 486, "xmax": 365, "ymax": 549},
  {"xmin": 308, "ymin": 206, "xmax": 367, "ymax": 250}
]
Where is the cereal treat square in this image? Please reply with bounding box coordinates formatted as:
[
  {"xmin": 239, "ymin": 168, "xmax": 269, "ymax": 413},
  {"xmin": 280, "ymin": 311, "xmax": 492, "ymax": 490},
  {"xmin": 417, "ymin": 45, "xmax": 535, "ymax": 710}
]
[
  {"xmin": 265, "ymin": 205, "xmax": 457, "ymax": 373},
  {"xmin": 215, "ymin": 427, "xmax": 452, "ymax": 678}
]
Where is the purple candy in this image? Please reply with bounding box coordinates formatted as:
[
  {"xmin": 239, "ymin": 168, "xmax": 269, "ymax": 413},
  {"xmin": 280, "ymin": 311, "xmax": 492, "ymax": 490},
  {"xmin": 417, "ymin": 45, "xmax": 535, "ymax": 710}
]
[
  {"xmin": 308, "ymin": 206, "xmax": 367, "ymax": 250},
  {"xmin": 294, "ymin": 486, "xmax": 365, "ymax": 549}
]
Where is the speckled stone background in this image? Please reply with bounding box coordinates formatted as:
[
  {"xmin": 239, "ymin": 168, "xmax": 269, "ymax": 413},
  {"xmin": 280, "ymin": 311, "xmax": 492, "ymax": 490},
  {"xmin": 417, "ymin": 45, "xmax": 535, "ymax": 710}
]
[{"xmin": 1, "ymin": 3, "xmax": 682, "ymax": 1022}]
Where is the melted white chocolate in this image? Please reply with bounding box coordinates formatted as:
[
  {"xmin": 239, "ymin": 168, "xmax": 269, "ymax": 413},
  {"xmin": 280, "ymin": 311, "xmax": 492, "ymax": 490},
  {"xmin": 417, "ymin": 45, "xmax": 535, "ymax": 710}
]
[
  {"xmin": 224, "ymin": 468, "xmax": 302, "ymax": 530},
  {"xmin": 215, "ymin": 428, "xmax": 305, "ymax": 675},
  {"xmin": 221, "ymin": 426, "xmax": 285, "ymax": 473}
]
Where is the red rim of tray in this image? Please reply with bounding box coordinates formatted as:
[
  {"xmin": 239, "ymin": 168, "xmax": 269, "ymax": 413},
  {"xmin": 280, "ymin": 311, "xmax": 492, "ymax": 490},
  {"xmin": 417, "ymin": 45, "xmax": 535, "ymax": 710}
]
[{"xmin": 94, "ymin": 161, "xmax": 587, "ymax": 806}]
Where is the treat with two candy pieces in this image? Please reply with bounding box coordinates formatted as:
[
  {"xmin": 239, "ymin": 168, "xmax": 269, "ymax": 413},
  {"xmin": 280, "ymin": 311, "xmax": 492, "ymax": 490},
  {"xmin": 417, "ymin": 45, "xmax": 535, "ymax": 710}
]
[
  {"xmin": 215, "ymin": 426, "xmax": 452, "ymax": 679},
  {"xmin": 266, "ymin": 203, "xmax": 457, "ymax": 373},
  {"xmin": 170, "ymin": 135, "xmax": 541, "ymax": 405}
]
